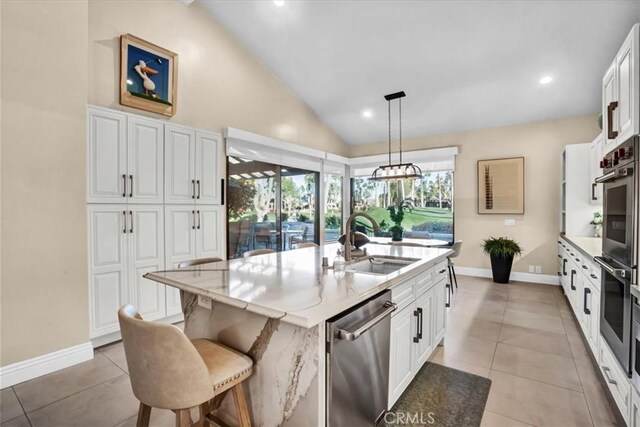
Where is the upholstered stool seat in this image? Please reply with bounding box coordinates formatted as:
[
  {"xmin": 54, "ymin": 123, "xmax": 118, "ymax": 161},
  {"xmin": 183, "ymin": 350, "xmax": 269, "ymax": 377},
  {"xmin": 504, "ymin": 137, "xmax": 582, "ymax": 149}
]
[{"xmin": 191, "ymin": 339, "xmax": 253, "ymax": 393}]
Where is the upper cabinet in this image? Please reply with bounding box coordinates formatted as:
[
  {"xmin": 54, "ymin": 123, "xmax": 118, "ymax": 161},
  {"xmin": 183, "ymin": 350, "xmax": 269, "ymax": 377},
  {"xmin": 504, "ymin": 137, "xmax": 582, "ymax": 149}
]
[
  {"xmin": 603, "ymin": 24, "xmax": 639, "ymax": 152},
  {"xmin": 88, "ymin": 107, "xmax": 163, "ymax": 204},
  {"xmin": 165, "ymin": 124, "xmax": 222, "ymax": 205}
]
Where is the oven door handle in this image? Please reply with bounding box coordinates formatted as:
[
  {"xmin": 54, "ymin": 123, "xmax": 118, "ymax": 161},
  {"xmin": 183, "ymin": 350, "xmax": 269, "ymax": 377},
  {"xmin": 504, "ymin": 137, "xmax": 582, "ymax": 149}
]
[
  {"xmin": 594, "ymin": 256, "xmax": 628, "ymax": 279},
  {"xmin": 595, "ymin": 167, "xmax": 631, "ymax": 183}
]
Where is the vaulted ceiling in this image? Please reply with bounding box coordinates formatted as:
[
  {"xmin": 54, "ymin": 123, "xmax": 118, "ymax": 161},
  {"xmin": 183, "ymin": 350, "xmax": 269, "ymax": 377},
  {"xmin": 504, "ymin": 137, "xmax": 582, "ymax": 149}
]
[{"xmin": 200, "ymin": 1, "xmax": 640, "ymax": 145}]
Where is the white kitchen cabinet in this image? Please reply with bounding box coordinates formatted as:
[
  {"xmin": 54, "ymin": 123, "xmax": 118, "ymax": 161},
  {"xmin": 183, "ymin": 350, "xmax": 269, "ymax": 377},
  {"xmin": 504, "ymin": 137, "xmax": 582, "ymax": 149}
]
[
  {"xmin": 631, "ymin": 386, "xmax": 640, "ymax": 427},
  {"xmin": 414, "ymin": 289, "xmax": 434, "ymax": 367},
  {"xmin": 388, "ymin": 305, "xmax": 415, "ymax": 406},
  {"xmin": 561, "ymin": 144, "xmax": 598, "ymax": 236},
  {"xmin": 603, "ymin": 24, "xmax": 639, "ymax": 150},
  {"xmin": 588, "ymin": 133, "xmax": 604, "ymax": 205},
  {"xmin": 433, "ymin": 278, "xmax": 446, "ymax": 346},
  {"xmin": 581, "ymin": 279, "xmax": 600, "ymax": 356},
  {"xmin": 88, "ymin": 108, "xmax": 163, "ymax": 204},
  {"xmin": 88, "ymin": 205, "xmax": 165, "ymax": 338},
  {"xmin": 165, "ymin": 205, "xmax": 225, "ymax": 315},
  {"xmin": 165, "ymin": 125, "xmax": 223, "ymax": 205}
]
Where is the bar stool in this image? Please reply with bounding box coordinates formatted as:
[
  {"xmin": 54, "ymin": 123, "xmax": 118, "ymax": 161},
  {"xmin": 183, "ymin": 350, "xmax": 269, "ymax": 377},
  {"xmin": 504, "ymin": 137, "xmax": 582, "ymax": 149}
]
[
  {"xmin": 448, "ymin": 241, "xmax": 462, "ymax": 291},
  {"xmin": 118, "ymin": 305, "xmax": 253, "ymax": 427},
  {"xmin": 243, "ymin": 248, "xmax": 275, "ymax": 258},
  {"xmin": 178, "ymin": 257, "xmax": 223, "ymax": 268},
  {"xmin": 296, "ymin": 242, "xmax": 318, "ymax": 248}
]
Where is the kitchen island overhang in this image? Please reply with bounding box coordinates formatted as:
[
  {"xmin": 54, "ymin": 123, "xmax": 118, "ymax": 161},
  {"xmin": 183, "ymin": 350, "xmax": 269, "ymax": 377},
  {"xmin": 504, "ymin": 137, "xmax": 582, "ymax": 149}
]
[{"xmin": 143, "ymin": 244, "xmax": 452, "ymax": 426}]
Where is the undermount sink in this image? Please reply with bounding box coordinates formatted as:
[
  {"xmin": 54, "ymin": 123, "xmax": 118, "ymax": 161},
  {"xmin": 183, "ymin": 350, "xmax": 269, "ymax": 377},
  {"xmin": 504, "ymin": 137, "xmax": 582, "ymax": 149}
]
[{"xmin": 345, "ymin": 256, "xmax": 420, "ymax": 275}]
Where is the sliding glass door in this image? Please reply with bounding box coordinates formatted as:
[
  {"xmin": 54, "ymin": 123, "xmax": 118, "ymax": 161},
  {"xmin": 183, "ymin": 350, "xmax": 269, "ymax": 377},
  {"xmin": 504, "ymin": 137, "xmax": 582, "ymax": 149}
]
[{"xmin": 227, "ymin": 157, "xmax": 318, "ymax": 258}]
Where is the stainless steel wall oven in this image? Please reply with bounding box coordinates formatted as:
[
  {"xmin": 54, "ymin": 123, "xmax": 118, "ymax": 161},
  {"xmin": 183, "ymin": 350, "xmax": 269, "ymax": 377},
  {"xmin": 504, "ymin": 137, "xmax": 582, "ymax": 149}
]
[{"xmin": 596, "ymin": 135, "xmax": 639, "ymax": 376}]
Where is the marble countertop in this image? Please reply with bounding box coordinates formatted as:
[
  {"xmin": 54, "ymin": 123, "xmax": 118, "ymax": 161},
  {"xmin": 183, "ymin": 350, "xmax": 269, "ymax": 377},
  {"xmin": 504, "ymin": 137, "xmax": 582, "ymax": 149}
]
[
  {"xmin": 145, "ymin": 243, "xmax": 452, "ymax": 328},
  {"xmin": 368, "ymin": 236, "xmax": 450, "ymax": 247},
  {"xmin": 562, "ymin": 235, "xmax": 602, "ymax": 259}
]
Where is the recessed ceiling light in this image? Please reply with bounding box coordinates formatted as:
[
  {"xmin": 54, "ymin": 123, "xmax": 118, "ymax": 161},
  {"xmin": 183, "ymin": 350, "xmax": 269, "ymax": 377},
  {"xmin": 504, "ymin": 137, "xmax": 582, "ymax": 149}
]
[
  {"xmin": 540, "ymin": 76, "xmax": 553, "ymax": 85},
  {"xmin": 361, "ymin": 109, "xmax": 373, "ymax": 119},
  {"xmin": 273, "ymin": 0, "xmax": 285, "ymax": 6}
]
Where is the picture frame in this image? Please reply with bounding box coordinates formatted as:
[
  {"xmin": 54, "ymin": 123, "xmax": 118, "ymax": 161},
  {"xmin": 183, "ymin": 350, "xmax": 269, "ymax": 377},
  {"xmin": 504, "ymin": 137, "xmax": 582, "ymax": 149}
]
[
  {"xmin": 120, "ymin": 34, "xmax": 178, "ymax": 116},
  {"xmin": 477, "ymin": 157, "xmax": 525, "ymax": 214}
]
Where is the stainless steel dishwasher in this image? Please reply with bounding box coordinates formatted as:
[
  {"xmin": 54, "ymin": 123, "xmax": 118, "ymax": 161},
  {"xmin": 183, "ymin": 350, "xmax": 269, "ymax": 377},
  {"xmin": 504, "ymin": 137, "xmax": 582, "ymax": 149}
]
[{"xmin": 326, "ymin": 290, "xmax": 396, "ymax": 426}]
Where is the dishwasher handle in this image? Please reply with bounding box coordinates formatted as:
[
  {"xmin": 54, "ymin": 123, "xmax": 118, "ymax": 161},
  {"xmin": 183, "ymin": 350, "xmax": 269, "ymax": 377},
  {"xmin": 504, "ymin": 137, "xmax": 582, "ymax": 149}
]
[{"xmin": 336, "ymin": 301, "xmax": 397, "ymax": 341}]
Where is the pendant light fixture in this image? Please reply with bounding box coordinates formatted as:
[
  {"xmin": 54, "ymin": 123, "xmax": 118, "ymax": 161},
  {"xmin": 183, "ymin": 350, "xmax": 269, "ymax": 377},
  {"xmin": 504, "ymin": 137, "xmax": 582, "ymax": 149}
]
[{"xmin": 371, "ymin": 91, "xmax": 422, "ymax": 181}]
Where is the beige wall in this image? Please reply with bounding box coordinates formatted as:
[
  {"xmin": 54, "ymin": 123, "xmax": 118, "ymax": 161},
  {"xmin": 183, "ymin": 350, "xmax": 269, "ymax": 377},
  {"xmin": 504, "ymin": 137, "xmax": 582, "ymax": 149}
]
[
  {"xmin": 1, "ymin": 0, "xmax": 89, "ymax": 365},
  {"xmin": 350, "ymin": 115, "xmax": 601, "ymax": 276},
  {"xmin": 88, "ymin": 0, "xmax": 347, "ymax": 156}
]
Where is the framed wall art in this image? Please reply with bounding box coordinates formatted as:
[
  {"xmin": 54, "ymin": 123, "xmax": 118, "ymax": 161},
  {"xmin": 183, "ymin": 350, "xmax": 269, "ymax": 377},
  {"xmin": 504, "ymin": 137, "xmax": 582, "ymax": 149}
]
[
  {"xmin": 477, "ymin": 157, "xmax": 525, "ymax": 214},
  {"xmin": 120, "ymin": 34, "xmax": 178, "ymax": 116}
]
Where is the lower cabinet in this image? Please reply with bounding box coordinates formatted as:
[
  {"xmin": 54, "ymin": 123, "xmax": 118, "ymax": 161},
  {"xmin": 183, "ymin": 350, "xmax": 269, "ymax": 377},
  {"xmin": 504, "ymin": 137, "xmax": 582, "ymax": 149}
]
[
  {"xmin": 165, "ymin": 205, "xmax": 225, "ymax": 315},
  {"xmin": 632, "ymin": 386, "xmax": 640, "ymax": 427},
  {"xmin": 88, "ymin": 205, "xmax": 165, "ymax": 339},
  {"xmin": 600, "ymin": 339, "xmax": 631, "ymax": 425},
  {"xmin": 388, "ymin": 266, "xmax": 447, "ymax": 408}
]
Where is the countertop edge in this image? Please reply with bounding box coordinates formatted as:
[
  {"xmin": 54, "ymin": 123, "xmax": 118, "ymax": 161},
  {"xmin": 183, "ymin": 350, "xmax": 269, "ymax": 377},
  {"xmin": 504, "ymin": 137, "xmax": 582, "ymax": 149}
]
[
  {"xmin": 560, "ymin": 234, "xmax": 602, "ymax": 261},
  {"xmin": 145, "ymin": 249, "xmax": 452, "ymax": 328}
]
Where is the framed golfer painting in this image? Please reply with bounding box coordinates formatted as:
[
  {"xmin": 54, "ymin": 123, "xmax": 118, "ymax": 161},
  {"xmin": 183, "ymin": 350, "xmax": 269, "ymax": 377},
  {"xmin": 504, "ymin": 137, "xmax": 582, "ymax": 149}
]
[
  {"xmin": 477, "ymin": 157, "xmax": 525, "ymax": 214},
  {"xmin": 120, "ymin": 34, "xmax": 178, "ymax": 116}
]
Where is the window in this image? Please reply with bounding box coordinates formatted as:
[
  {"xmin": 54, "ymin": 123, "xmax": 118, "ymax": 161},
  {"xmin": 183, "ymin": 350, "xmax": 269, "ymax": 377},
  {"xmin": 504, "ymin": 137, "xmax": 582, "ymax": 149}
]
[
  {"xmin": 351, "ymin": 171, "xmax": 454, "ymax": 243},
  {"xmin": 324, "ymin": 173, "xmax": 343, "ymax": 242},
  {"xmin": 227, "ymin": 156, "xmax": 318, "ymax": 258}
]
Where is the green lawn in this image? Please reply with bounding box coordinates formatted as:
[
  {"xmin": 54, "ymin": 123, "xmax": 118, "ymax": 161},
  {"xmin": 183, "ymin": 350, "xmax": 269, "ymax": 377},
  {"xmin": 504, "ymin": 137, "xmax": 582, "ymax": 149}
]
[{"xmin": 356, "ymin": 206, "xmax": 452, "ymax": 230}]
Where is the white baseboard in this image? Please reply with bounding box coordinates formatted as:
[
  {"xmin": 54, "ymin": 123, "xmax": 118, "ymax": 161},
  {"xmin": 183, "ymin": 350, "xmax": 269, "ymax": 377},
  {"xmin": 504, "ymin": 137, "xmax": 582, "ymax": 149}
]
[
  {"xmin": 0, "ymin": 342, "xmax": 94, "ymax": 389},
  {"xmin": 455, "ymin": 266, "xmax": 560, "ymax": 286}
]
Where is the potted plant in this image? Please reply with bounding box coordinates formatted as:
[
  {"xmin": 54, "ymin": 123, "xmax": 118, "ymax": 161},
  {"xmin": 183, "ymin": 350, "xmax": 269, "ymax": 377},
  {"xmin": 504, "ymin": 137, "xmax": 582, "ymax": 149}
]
[
  {"xmin": 590, "ymin": 212, "xmax": 603, "ymax": 237},
  {"xmin": 387, "ymin": 203, "xmax": 408, "ymax": 242},
  {"xmin": 482, "ymin": 236, "xmax": 523, "ymax": 283}
]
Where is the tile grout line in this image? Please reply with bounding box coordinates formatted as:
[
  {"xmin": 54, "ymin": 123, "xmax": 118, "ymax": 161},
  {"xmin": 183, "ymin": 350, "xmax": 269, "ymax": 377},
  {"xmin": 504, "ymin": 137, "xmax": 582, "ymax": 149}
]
[
  {"xmin": 100, "ymin": 348, "xmax": 130, "ymax": 376},
  {"xmin": 8, "ymin": 386, "xmax": 33, "ymax": 427},
  {"xmin": 20, "ymin": 372, "xmax": 129, "ymax": 418}
]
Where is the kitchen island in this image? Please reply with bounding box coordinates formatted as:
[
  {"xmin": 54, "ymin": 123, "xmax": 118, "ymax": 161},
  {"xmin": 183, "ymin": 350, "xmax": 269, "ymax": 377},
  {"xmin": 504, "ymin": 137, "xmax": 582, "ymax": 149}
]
[{"xmin": 144, "ymin": 243, "xmax": 452, "ymax": 426}]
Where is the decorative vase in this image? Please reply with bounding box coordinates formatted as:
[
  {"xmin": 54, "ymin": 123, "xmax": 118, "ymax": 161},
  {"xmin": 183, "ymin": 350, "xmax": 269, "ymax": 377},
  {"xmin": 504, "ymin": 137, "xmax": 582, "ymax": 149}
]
[
  {"xmin": 594, "ymin": 224, "xmax": 602, "ymax": 238},
  {"xmin": 490, "ymin": 254, "xmax": 514, "ymax": 284},
  {"xmin": 391, "ymin": 229, "xmax": 403, "ymax": 242}
]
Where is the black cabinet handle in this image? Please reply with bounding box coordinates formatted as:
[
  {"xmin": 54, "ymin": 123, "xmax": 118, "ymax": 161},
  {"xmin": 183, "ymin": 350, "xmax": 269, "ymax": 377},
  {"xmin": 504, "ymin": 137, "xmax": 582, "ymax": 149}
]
[
  {"xmin": 221, "ymin": 178, "xmax": 225, "ymax": 205},
  {"xmin": 196, "ymin": 180, "xmax": 201, "ymax": 199},
  {"xmin": 607, "ymin": 101, "xmax": 619, "ymax": 140},
  {"xmin": 584, "ymin": 288, "xmax": 591, "ymax": 315},
  {"xmin": 446, "ymin": 283, "xmax": 451, "ymax": 308},
  {"xmin": 413, "ymin": 310, "xmax": 420, "ymax": 343},
  {"xmin": 558, "ymin": 254, "xmax": 562, "ymax": 258},
  {"xmin": 570, "ymin": 252, "xmax": 575, "ymax": 257},
  {"xmin": 570, "ymin": 270, "xmax": 576, "ymax": 290},
  {"xmin": 192, "ymin": 210, "xmax": 196, "ymax": 230},
  {"xmin": 122, "ymin": 174, "xmax": 127, "ymax": 198},
  {"xmin": 563, "ymin": 259, "xmax": 568, "ymax": 276},
  {"xmin": 590, "ymin": 273, "xmax": 598, "ymax": 280},
  {"xmin": 592, "ymin": 183, "xmax": 598, "ymax": 201},
  {"xmin": 196, "ymin": 210, "xmax": 201, "ymax": 229},
  {"xmin": 129, "ymin": 175, "xmax": 133, "ymax": 198},
  {"xmin": 439, "ymin": 269, "xmax": 446, "ymax": 274},
  {"xmin": 192, "ymin": 179, "xmax": 196, "ymax": 199},
  {"xmin": 129, "ymin": 211, "xmax": 133, "ymax": 233},
  {"xmin": 575, "ymin": 258, "xmax": 580, "ymax": 262},
  {"xmin": 417, "ymin": 307, "xmax": 423, "ymax": 340},
  {"xmin": 582, "ymin": 265, "xmax": 588, "ymax": 269},
  {"xmin": 122, "ymin": 210, "xmax": 127, "ymax": 234}
]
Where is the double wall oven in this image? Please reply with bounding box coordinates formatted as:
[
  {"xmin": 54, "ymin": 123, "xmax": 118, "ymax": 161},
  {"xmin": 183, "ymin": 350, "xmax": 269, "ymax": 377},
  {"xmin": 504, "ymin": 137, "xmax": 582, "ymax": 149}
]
[{"xmin": 596, "ymin": 135, "xmax": 639, "ymax": 379}]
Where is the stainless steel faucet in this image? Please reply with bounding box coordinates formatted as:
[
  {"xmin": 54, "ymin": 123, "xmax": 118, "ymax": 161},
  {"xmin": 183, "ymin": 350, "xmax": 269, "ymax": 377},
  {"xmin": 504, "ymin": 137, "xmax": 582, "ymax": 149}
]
[{"xmin": 343, "ymin": 211, "xmax": 380, "ymax": 261}]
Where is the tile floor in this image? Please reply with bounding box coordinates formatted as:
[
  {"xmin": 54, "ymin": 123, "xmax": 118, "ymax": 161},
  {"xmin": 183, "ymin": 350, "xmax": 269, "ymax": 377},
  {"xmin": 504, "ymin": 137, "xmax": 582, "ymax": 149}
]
[
  {"xmin": 0, "ymin": 276, "xmax": 620, "ymax": 426},
  {"xmin": 429, "ymin": 275, "xmax": 620, "ymax": 427}
]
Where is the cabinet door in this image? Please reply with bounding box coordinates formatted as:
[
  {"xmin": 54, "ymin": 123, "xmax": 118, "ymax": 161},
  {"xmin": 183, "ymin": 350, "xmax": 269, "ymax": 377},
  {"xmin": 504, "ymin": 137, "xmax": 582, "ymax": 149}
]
[
  {"xmin": 128, "ymin": 116, "xmax": 164, "ymax": 204},
  {"xmin": 165, "ymin": 125, "xmax": 196, "ymax": 204},
  {"xmin": 616, "ymin": 25, "xmax": 639, "ymax": 143},
  {"xmin": 164, "ymin": 205, "xmax": 197, "ymax": 315},
  {"xmin": 603, "ymin": 62, "xmax": 618, "ymax": 152},
  {"xmin": 388, "ymin": 305, "xmax": 415, "ymax": 408},
  {"xmin": 129, "ymin": 206, "xmax": 166, "ymax": 321},
  {"xmin": 87, "ymin": 109, "xmax": 127, "ymax": 203},
  {"xmin": 632, "ymin": 383, "xmax": 640, "ymax": 427},
  {"xmin": 88, "ymin": 205, "xmax": 128, "ymax": 337},
  {"xmin": 196, "ymin": 206, "xmax": 225, "ymax": 259},
  {"xmin": 433, "ymin": 278, "xmax": 446, "ymax": 346},
  {"xmin": 195, "ymin": 130, "xmax": 222, "ymax": 205},
  {"xmin": 588, "ymin": 287, "xmax": 600, "ymax": 355},
  {"xmin": 414, "ymin": 288, "xmax": 434, "ymax": 367},
  {"xmin": 589, "ymin": 135, "xmax": 604, "ymax": 205}
]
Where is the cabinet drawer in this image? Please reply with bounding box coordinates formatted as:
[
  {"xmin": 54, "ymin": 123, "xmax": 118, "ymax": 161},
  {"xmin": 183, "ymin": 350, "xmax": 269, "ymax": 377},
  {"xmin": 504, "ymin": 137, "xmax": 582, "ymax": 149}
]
[
  {"xmin": 433, "ymin": 260, "xmax": 448, "ymax": 285},
  {"xmin": 414, "ymin": 269, "xmax": 434, "ymax": 297},
  {"xmin": 599, "ymin": 339, "xmax": 631, "ymax": 423},
  {"xmin": 392, "ymin": 279, "xmax": 415, "ymax": 313},
  {"xmin": 587, "ymin": 260, "xmax": 601, "ymax": 291}
]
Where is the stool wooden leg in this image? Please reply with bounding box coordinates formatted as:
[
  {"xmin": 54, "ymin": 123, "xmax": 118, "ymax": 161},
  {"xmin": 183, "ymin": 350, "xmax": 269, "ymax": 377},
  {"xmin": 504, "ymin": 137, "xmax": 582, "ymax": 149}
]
[
  {"xmin": 176, "ymin": 409, "xmax": 191, "ymax": 427},
  {"xmin": 137, "ymin": 403, "xmax": 151, "ymax": 427},
  {"xmin": 232, "ymin": 383, "xmax": 252, "ymax": 427}
]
